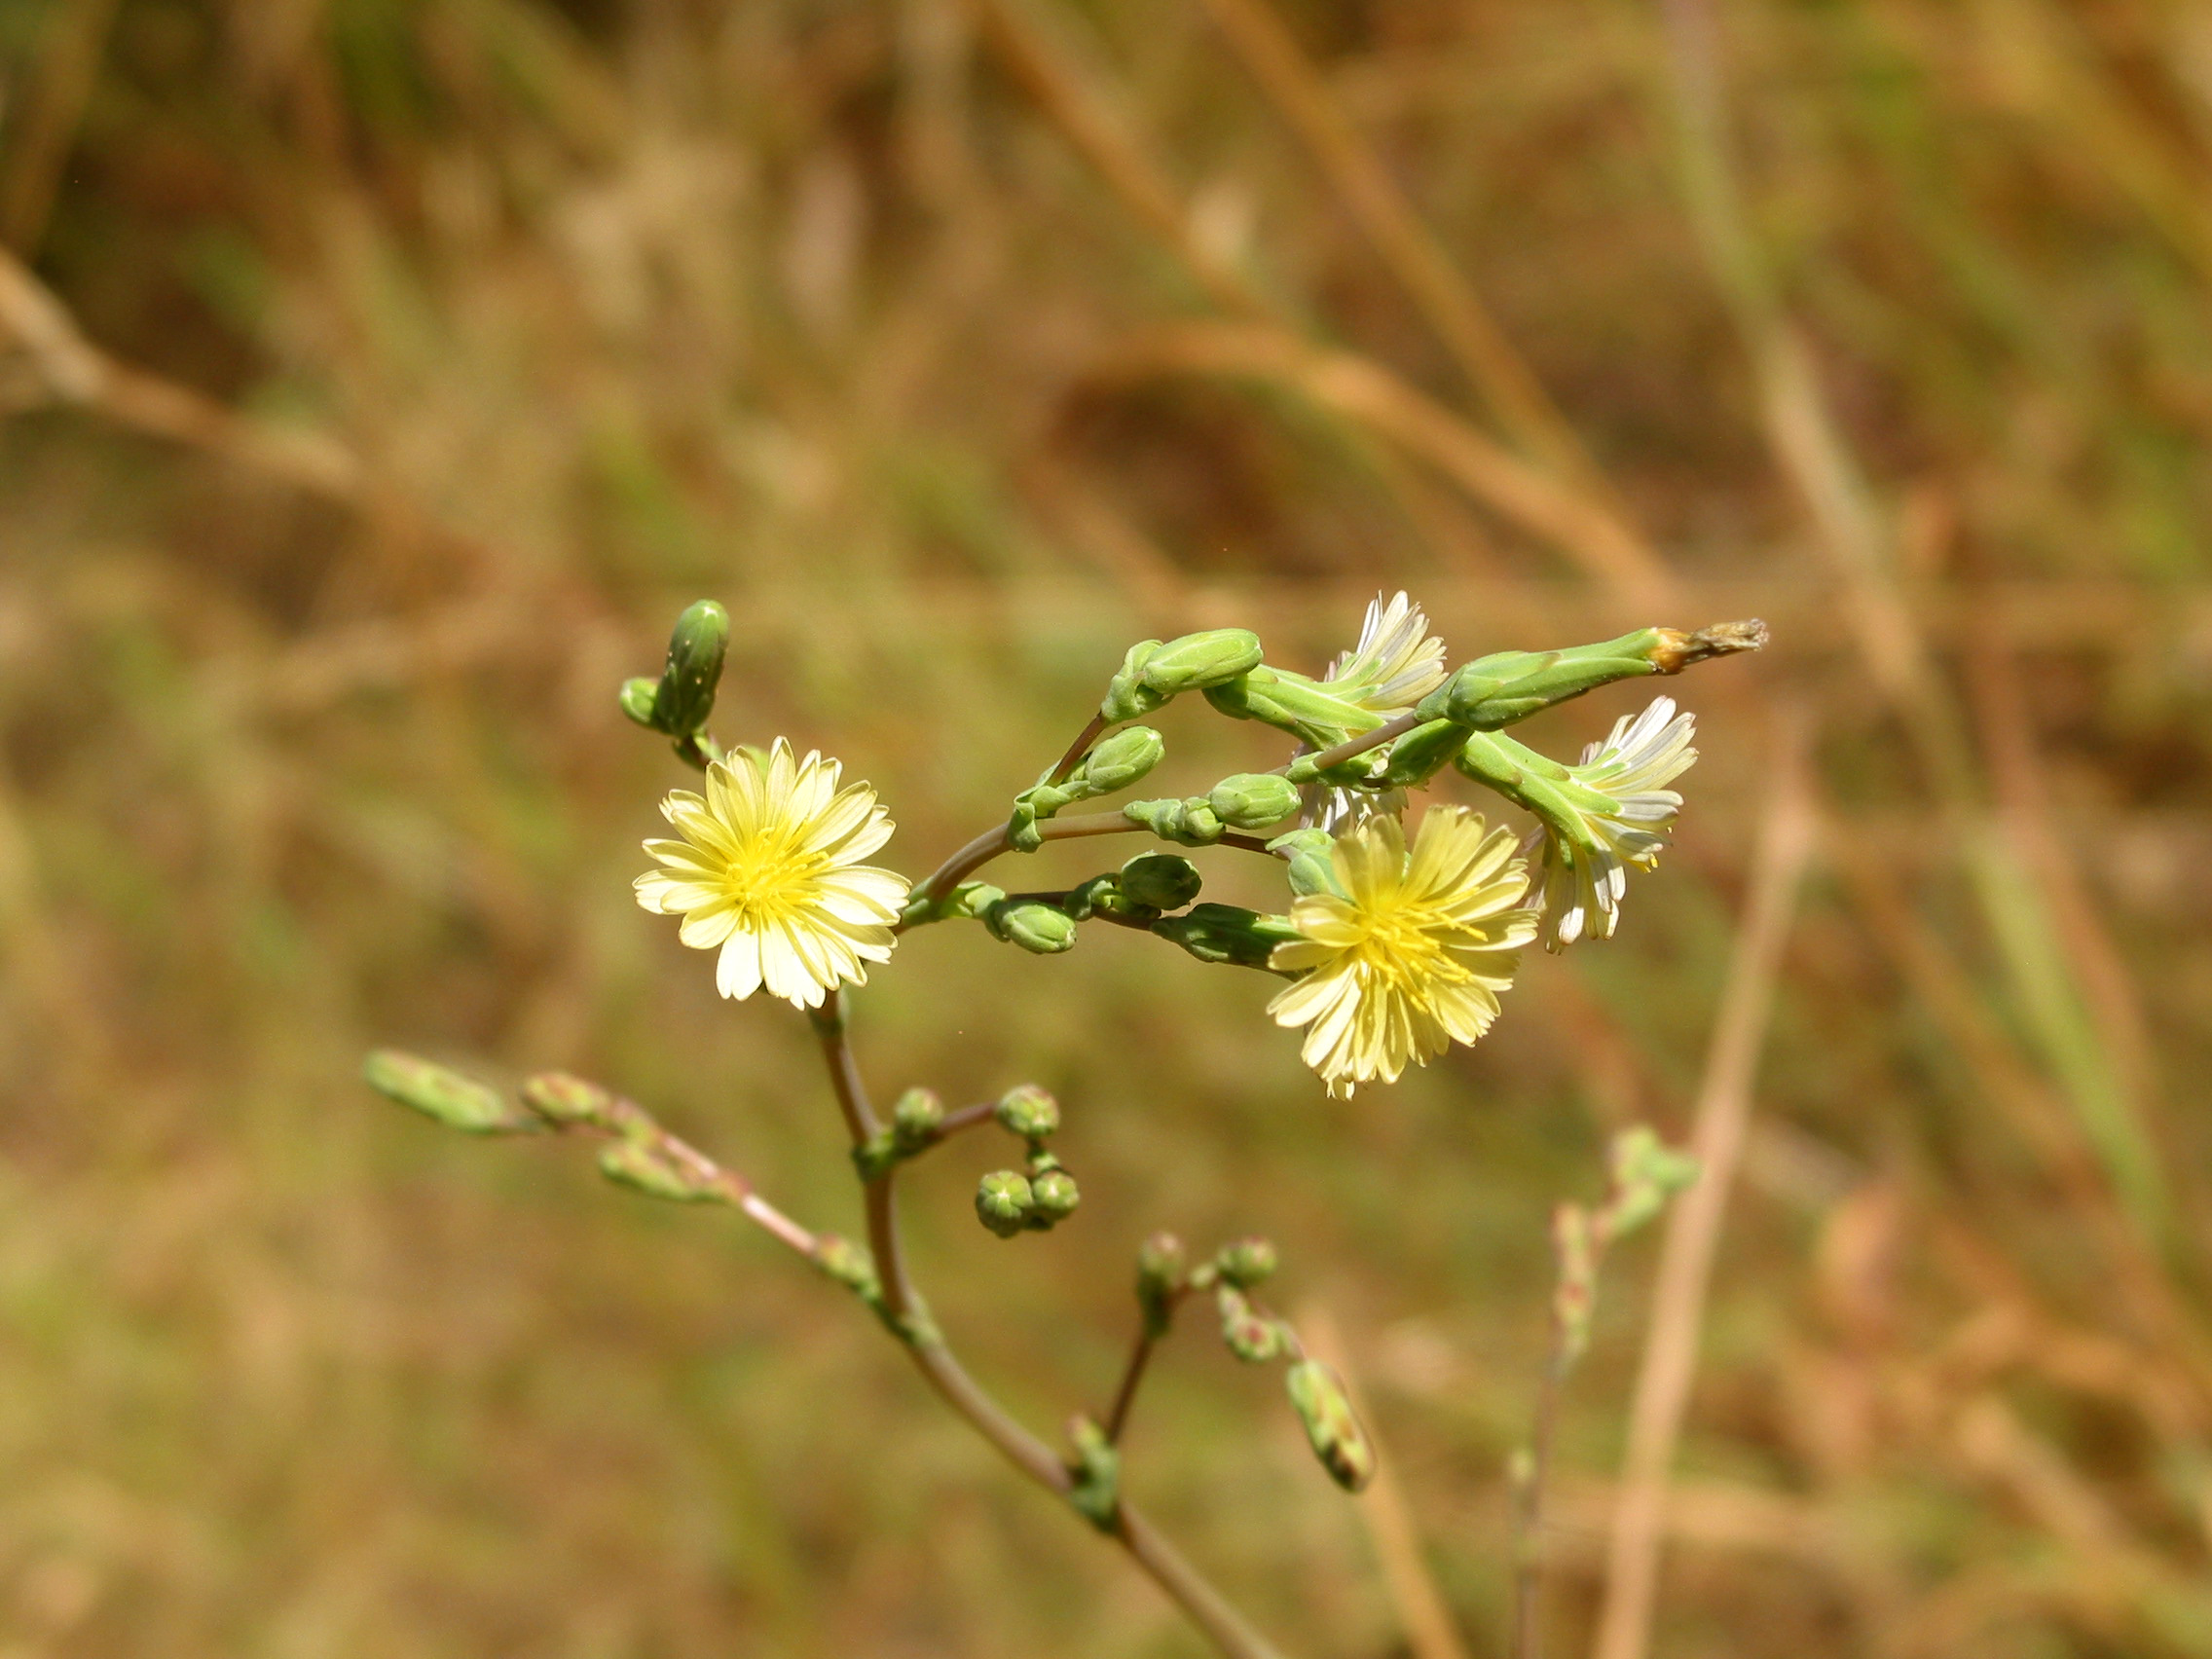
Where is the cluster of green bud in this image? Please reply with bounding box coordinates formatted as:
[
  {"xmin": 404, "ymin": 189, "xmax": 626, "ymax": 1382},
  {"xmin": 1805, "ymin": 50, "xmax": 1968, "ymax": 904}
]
[
  {"xmin": 1284, "ymin": 1360, "xmax": 1376, "ymax": 1493},
  {"xmin": 1065, "ymin": 1415, "xmax": 1122, "ymax": 1530},
  {"xmin": 1009, "ymin": 725, "xmax": 1166, "ymax": 850},
  {"xmin": 1151, "ymin": 903, "xmax": 1300, "ymax": 971},
  {"xmin": 1136, "ymin": 1232, "xmax": 1187, "ymax": 1338},
  {"xmin": 975, "ymin": 1086, "xmax": 1080, "ymax": 1237},
  {"xmin": 1122, "ymin": 794, "xmax": 1226, "ymax": 846},
  {"xmin": 1267, "ymin": 829, "xmax": 1340, "ymax": 898},
  {"xmin": 1551, "ymin": 1125, "xmax": 1699, "ymax": 1366},
  {"xmin": 364, "ymin": 1051, "xmax": 526, "ymax": 1134},
  {"xmin": 1215, "ymin": 1284, "xmax": 1289, "ymax": 1363},
  {"xmin": 1595, "ymin": 1125, "xmax": 1701, "ymax": 1245},
  {"xmin": 853, "ymin": 1087, "xmax": 949, "ymax": 1179},
  {"xmin": 1099, "ymin": 630, "xmax": 1265, "ymax": 723},
  {"xmin": 618, "ymin": 600, "xmax": 730, "ymax": 742}
]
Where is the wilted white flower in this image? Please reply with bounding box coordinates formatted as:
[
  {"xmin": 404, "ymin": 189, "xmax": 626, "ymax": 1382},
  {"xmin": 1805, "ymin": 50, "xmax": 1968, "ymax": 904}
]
[
  {"xmin": 1303, "ymin": 592, "xmax": 1447, "ymax": 830},
  {"xmin": 1537, "ymin": 696, "xmax": 1697, "ymax": 951}
]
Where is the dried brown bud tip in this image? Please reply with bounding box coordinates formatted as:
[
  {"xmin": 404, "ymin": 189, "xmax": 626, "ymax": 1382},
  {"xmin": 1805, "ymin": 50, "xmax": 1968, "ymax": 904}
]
[{"xmin": 1649, "ymin": 618, "xmax": 1769, "ymax": 674}]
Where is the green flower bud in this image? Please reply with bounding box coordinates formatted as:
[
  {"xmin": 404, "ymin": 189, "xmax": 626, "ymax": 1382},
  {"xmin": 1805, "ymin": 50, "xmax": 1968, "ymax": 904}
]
[
  {"xmin": 618, "ymin": 676, "xmax": 662, "ymax": 729},
  {"xmin": 1151, "ymin": 903, "xmax": 1302, "ymax": 970},
  {"xmin": 1285, "ymin": 1360, "xmax": 1376, "ymax": 1493},
  {"xmin": 1203, "ymin": 665, "xmax": 1377, "ymax": 748},
  {"xmin": 1413, "ymin": 623, "xmax": 1763, "ymax": 732},
  {"xmin": 1099, "ymin": 631, "xmax": 1267, "ymax": 722},
  {"xmin": 1122, "ymin": 796, "xmax": 1225, "ymax": 846},
  {"xmin": 994, "ymin": 1084, "xmax": 1061, "ymax": 1141},
  {"xmin": 1268, "ymin": 829, "xmax": 1342, "ymax": 899},
  {"xmin": 1206, "ymin": 772, "xmax": 1302, "ymax": 830},
  {"xmin": 1136, "ymin": 1231, "xmax": 1187, "ymax": 1336},
  {"xmin": 519, "ymin": 1070, "xmax": 616, "ymax": 1127},
  {"xmin": 1216, "ymin": 1235, "xmax": 1278, "ymax": 1288},
  {"xmin": 986, "ymin": 900, "xmax": 1078, "ymax": 954},
  {"xmin": 1066, "ymin": 1414, "xmax": 1122, "ymax": 1530},
  {"xmin": 364, "ymin": 1050, "xmax": 516, "ymax": 1134},
  {"xmin": 650, "ymin": 600, "xmax": 729, "ymax": 736},
  {"xmin": 812, "ymin": 1233, "xmax": 881, "ymax": 1301},
  {"xmin": 1079, "ymin": 724, "xmax": 1166, "ymax": 793},
  {"xmin": 892, "ymin": 1087, "xmax": 945, "ymax": 1147},
  {"xmin": 1029, "ymin": 1168, "xmax": 1081, "ymax": 1224},
  {"xmin": 1598, "ymin": 1126, "xmax": 1700, "ymax": 1242},
  {"xmin": 976, "ymin": 1170, "xmax": 1035, "ymax": 1237},
  {"xmin": 1142, "ymin": 629, "xmax": 1264, "ymax": 693},
  {"xmin": 1119, "ymin": 852, "xmax": 1202, "ymax": 911},
  {"xmin": 599, "ymin": 1139, "xmax": 714, "ymax": 1202},
  {"xmin": 1378, "ymin": 718, "xmax": 1471, "ymax": 788},
  {"xmin": 1216, "ymin": 1284, "xmax": 1286, "ymax": 1363}
]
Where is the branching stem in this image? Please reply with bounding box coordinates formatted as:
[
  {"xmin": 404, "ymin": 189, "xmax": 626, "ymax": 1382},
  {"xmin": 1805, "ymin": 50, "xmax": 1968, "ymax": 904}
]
[{"xmin": 807, "ymin": 989, "xmax": 1288, "ymax": 1659}]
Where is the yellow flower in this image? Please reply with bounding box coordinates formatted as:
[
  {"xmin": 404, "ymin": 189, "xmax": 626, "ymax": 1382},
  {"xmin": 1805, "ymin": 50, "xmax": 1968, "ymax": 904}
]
[
  {"xmin": 1267, "ymin": 806, "xmax": 1535, "ymax": 1096},
  {"xmin": 635, "ymin": 738, "xmax": 905, "ymax": 1009}
]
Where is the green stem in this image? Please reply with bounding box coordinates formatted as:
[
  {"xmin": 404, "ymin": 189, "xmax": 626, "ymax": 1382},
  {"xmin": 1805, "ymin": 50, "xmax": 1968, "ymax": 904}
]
[
  {"xmin": 903, "ymin": 814, "xmax": 1276, "ymax": 931},
  {"xmin": 806, "ymin": 990, "xmax": 1289, "ymax": 1659}
]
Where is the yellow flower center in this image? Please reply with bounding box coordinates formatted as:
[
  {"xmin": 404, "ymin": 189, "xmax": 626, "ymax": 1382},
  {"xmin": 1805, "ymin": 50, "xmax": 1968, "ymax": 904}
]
[
  {"xmin": 719, "ymin": 831, "xmax": 830, "ymax": 925},
  {"xmin": 1340, "ymin": 893, "xmax": 1471, "ymax": 994}
]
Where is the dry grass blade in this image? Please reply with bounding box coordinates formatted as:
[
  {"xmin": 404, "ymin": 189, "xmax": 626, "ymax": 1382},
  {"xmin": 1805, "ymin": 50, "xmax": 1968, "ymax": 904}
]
[
  {"xmin": 0, "ymin": 246, "xmax": 364, "ymax": 503},
  {"xmin": 1095, "ymin": 321, "xmax": 1677, "ymax": 606},
  {"xmin": 1591, "ymin": 710, "xmax": 1816, "ymax": 1659},
  {"xmin": 0, "ymin": 0, "xmax": 121, "ymax": 253},
  {"xmin": 1192, "ymin": 0, "xmax": 1598, "ymax": 486}
]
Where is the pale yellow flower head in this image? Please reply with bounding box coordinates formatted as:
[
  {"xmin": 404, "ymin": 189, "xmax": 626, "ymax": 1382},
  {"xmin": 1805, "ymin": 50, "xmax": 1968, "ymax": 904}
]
[
  {"xmin": 1267, "ymin": 806, "xmax": 1536, "ymax": 1097},
  {"xmin": 635, "ymin": 738, "xmax": 905, "ymax": 1010}
]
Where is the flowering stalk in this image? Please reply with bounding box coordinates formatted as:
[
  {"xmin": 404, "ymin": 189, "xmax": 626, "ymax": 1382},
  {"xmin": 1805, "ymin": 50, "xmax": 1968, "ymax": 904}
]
[{"xmin": 365, "ymin": 594, "xmax": 1761, "ymax": 1659}]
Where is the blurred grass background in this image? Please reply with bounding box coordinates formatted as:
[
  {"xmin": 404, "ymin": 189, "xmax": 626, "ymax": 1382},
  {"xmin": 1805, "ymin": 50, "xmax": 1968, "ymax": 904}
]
[{"xmin": 4, "ymin": 0, "xmax": 2212, "ymax": 1653}]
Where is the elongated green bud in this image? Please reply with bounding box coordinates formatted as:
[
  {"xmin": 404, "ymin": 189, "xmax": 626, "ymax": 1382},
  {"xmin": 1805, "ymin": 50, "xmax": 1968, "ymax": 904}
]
[
  {"xmin": 1203, "ymin": 665, "xmax": 1380, "ymax": 748},
  {"xmin": 976, "ymin": 1170, "xmax": 1035, "ymax": 1237},
  {"xmin": 1137, "ymin": 1231, "xmax": 1187, "ymax": 1337},
  {"xmin": 1216, "ymin": 1235, "xmax": 1278, "ymax": 1288},
  {"xmin": 994, "ymin": 1084, "xmax": 1061, "ymax": 1141},
  {"xmin": 1029, "ymin": 1168, "xmax": 1081, "ymax": 1224},
  {"xmin": 1123, "ymin": 795, "xmax": 1225, "ymax": 846},
  {"xmin": 599, "ymin": 1139, "xmax": 715, "ymax": 1202},
  {"xmin": 1206, "ymin": 772, "xmax": 1302, "ymax": 830},
  {"xmin": 1416, "ymin": 620, "xmax": 1764, "ymax": 731},
  {"xmin": 1119, "ymin": 852, "xmax": 1202, "ymax": 910},
  {"xmin": 618, "ymin": 676, "xmax": 661, "ymax": 729},
  {"xmin": 1080, "ymin": 724, "xmax": 1166, "ymax": 793},
  {"xmin": 650, "ymin": 600, "xmax": 729, "ymax": 736},
  {"xmin": 1378, "ymin": 718, "xmax": 1472, "ymax": 788},
  {"xmin": 364, "ymin": 1050, "xmax": 516, "ymax": 1134},
  {"xmin": 1268, "ymin": 829, "xmax": 1341, "ymax": 898},
  {"xmin": 519, "ymin": 1070, "xmax": 616, "ymax": 1127},
  {"xmin": 1285, "ymin": 1360, "xmax": 1376, "ymax": 1493},
  {"xmin": 1216, "ymin": 1284, "xmax": 1286, "ymax": 1363},
  {"xmin": 1151, "ymin": 903, "xmax": 1301, "ymax": 970},
  {"xmin": 1101, "ymin": 630, "xmax": 1265, "ymax": 721},
  {"xmin": 986, "ymin": 899, "xmax": 1078, "ymax": 954}
]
